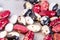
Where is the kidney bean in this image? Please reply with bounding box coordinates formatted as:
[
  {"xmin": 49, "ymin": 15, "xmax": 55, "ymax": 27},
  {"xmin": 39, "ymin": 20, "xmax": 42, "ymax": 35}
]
[
  {"xmin": 49, "ymin": 18, "xmax": 60, "ymax": 27},
  {"xmin": 0, "ymin": 10, "xmax": 10, "ymax": 19},
  {"xmin": 23, "ymin": 31, "xmax": 34, "ymax": 40},
  {"xmin": 0, "ymin": 18, "xmax": 9, "ymax": 30},
  {"xmin": 14, "ymin": 24, "xmax": 28, "ymax": 33}
]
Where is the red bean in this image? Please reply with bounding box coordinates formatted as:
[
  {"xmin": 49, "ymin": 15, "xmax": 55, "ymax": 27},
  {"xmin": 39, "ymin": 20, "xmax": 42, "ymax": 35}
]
[
  {"xmin": 49, "ymin": 18, "xmax": 60, "ymax": 27},
  {"xmin": 32, "ymin": 4, "xmax": 41, "ymax": 13},
  {"xmin": 52, "ymin": 24, "xmax": 60, "ymax": 32},
  {"xmin": 54, "ymin": 33, "xmax": 60, "ymax": 40},
  {"xmin": 0, "ymin": 38, "xmax": 6, "ymax": 40},
  {"xmin": 14, "ymin": 24, "xmax": 28, "ymax": 33},
  {"xmin": 0, "ymin": 10, "xmax": 10, "ymax": 19},
  {"xmin": 23, "ymin": 31, "xmax": 34, "ymax": 40},
  {"xmin": 44, "ymin": 34, "xmax": 53, "ymax": 40},
  {"xmin": 0, "ymin": 18, "xmax": 9, "ymax": 30},
  {"xmin": 41, "ymin": 1, "xmax": 49, "ymax": 11},
  {"xmin": 39, "ymin": 11, "xmax": 56, "ymax": 17}
]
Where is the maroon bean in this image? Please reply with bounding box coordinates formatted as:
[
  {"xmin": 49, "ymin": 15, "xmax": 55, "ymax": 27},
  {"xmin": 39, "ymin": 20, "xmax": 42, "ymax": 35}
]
[
  {"xmin": 0, "ymin": 10, "xmax": 10, "ymax": 19},
  {"xmin": 0, "ymin": 38, "xmax": 6, "ymax": 40},
  {"xmin": 49, "ymin": 18, "xmax": 60, "ymax": 27},
  {"xmin": 0, "ymin": 18, "xmax": 9, "ymax": 30},
  {"xmin": 23, "ymin": 31, "xmax": 34, "ymax": 40},
  {"xmin": 44, "ymin": 34, "xmax": 53, "ymax": 40},
  {"xmin": 39, "ymin": 11, "xmax": 56, "ymax": 18},
  {"xmin": 14, "ymin": 24, "xmax": 28, "ymax": 33}
]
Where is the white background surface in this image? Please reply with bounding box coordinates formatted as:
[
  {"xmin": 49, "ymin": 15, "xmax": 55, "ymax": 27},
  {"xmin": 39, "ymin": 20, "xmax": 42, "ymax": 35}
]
[
  {"xmin": 0, "ymin": 0, "xmax": 60, "ymax": 16},
  {"xmin": 0, "ymin": 0, "xmax": 60, "ymax": 40},
  {"xmin": 0, "ymin": 0, "xmax": 25, "ymax": 16}
]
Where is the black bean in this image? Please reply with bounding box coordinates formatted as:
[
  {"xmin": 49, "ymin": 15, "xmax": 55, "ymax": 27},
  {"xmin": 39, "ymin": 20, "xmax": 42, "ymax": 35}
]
[
  {"xmin": 57, "ymin": 9, "xmax": 60, "ymax": 16},
  {"xmin": 52, "ymin": 4, "xmax": 58, "ymax": 11},
  {"xmin": 40, "ymin": 16, "xmax": 50, "ymax": 25},
  {"xmin": 24, "ymin": 9, "xmax": 37, "ymax": 20},
  {"xmin": 23, "ymin": 3, "xmax": 26, "ymax": 9},
  {"xmin": 24, "ymin": 9, "xmax": 32, "ymax": 17},
  {"xmin": 29, "ymin": 12, "xmax": 37, "ymax": 20},
  {"xmin": 7, "ymin": 36, "xmax": 19, "ymax": 40},
  {"xmin": 24, "ymin": 0, "xmax": 39, "ymax": 4}
]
